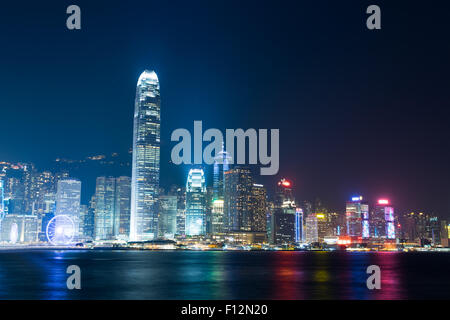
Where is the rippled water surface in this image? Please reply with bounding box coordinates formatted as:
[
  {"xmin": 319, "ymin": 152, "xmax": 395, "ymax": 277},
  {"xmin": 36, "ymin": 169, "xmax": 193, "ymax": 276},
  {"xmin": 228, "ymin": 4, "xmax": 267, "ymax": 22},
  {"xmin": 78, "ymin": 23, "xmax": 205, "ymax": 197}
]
[{"xmin": 0, "ymin": 250, "xmax": 448, "ymax": 299}]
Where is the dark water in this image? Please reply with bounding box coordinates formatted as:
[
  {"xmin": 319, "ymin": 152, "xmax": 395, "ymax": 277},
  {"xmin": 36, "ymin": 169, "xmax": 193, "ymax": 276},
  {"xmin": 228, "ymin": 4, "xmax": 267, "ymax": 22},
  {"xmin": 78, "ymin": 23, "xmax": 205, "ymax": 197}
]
[{"xmin": 0, "ymin": 250, "xmax": 449, "ymax": 300}]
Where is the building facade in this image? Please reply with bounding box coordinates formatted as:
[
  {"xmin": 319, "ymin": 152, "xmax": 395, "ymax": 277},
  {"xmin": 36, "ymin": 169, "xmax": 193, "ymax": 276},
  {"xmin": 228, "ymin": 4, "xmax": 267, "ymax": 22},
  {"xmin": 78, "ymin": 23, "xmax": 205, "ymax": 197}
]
[
  {"xmin": 185, "ymin": 169, "xmax": 206, "ymax": 236},
  {"xmin": 55, "ymin": 179, "xmax": 81, "ymax": 239},
  {"xmin": 130, "ymin": 70, "xmax": 161, "ymax": 241}
]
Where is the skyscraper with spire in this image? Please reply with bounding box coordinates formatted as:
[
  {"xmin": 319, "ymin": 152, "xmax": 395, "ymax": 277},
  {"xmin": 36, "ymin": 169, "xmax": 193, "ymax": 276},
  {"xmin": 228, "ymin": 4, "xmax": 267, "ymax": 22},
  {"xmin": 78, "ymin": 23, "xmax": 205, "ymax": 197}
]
[{"xmin": 130, "ymin": 70, "xmax": 161, "ymax": 241}]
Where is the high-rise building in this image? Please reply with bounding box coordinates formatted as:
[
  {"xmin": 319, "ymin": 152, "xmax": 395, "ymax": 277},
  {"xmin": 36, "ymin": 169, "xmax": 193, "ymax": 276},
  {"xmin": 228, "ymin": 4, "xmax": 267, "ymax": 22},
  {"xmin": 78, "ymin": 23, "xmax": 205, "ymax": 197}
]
[
  {"xmin": 55, "ymin": 179, "xmax": 81, "ymax": 239},
  {"xmin": 185, "ymin": 169, "xmax": 206, "ymax": 236},
  {"xmin": 211, "ymin": 199, "xmax": 224, "ymax": 234},
  {"xmin": 372, "ymin": 199, "xmax": 395, "ymax": 239},
  {"xmin": 158, "ymin": 195, "xmax": 177, "ymax": 239},
  {"xmin": 94, "ymin": 176, "xmax": 131, "ymax": 241},
  {"xmin": 0, "ymin": 214, "xmax": 38, "ymax": 243},
  {"xmin": 115, "ymin": 176, "xmax": 131, "ymax": 240},
  {"xmin": 213, "ymin": 145, "xmax": 231, "ymax": 201},
  {"xmin": 440, "ymin": 221, "xmax": 449, "ymax": 247},
  {"xmin": 94, "ymin": 177, "xmax": 116, "ymax": 241},
  {"xmin": 0, "ymin": 179, "xmax": 5, "ymax": 221},
  {"xmin": 295, "ymin": 208, "xmax": 303, "ymax": 243},
  {"xmin": 82, "ymin": 196, "xmax": 96, "ymax": 241},
  {"xmin": 345, "ymin": 196, "xmax": 369, "ymax": 238},
  {"xmin": 173, "ymin": 186, "xmax": 186, "ymax": 237},
  {"xmin": 79, "ymin": 204, "xmax": 88, "ymax": 241},
  {"xmin": 130, "ymin": 70, "xmax": 161, "ymax": 241},
  {"xmin": 224, "ymin": 167, "xmax": 253, "ymax": 232},
  {"xmin": 250, "ymin": 184, "xmax": 267, "ymax": 232},
  {"xmin": 272, "ymin": 179, "xmax": 296, "ymax": 244},
  {"xmin": 305, "ymin": 214, "xmax": 318, "ymax": 243}
]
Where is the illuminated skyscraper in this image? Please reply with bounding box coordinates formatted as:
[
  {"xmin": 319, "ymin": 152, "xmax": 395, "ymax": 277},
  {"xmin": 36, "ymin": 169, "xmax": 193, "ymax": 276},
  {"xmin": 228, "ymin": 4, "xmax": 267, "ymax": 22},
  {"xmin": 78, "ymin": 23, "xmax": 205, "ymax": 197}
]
[
  {"xmin": 295, "ymin": 208, "xmax": 303, "ymax": 242},
  {"xmin": 211, "ymin": 199, "xmax": 224, "ymax": 234},
  {"xmin": 55, "ymin": 179, "xmax": 81, "ymax": 239},
  {"xmin": 224, "ymin": 167, "xmax": 253, "ymax": 232},
  {"xmin": 0, "ymin": 179, "xmax": 5, "ymax": 221},
  {"xmin": 158, "ymin": 195, "xmax": 177, "ymax": 239},
  {"xmin": 372, "ymin": 199, "xmax": 395, "ymax": 239},
  {"xmin": 94, "ymin": 177, "xmax": 116, "ymax": 240},
  {"xmin": 305, "ymin": 214, "xmax": 318, "ymax": 243},
  {"xmin": 213, "ymin": 145, "xmax": 231, "ymax": 201},
  {"xmin": 250, "ymin": 184, "xmax": 267, "ymax": 232},
  {"xmin": 115, "ymin": 176, "xmax": 131, "ymax": 240},
  {"xmin": 272, "ymin": 178, "xmax": 296, "ymax": 244},
  {"xmin": 130, "ymin": 70, "xmax": 161, "ymax": 241},
  {"xmin": 174, "ymin": 187, "xmax": 186, "ymax": 237},
  {"xmin": 185, "ymin": 169, "xmax": 206, "ymax": 236},
  {"xmin": 346, "ymin": 196, "xmax": 369, "ymax": 238}
]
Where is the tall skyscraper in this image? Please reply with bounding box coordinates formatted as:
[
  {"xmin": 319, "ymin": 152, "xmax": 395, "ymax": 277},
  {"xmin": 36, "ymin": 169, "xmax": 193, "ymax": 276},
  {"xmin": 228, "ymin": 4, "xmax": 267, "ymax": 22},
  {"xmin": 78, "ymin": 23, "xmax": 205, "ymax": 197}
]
[
  {"xmin": 158, "ymin": 195, "xmax": 177, "ymax": 239},
  {"xmin": 272, "ymin": 178, "xmax": 296, "ymax": 244},
  {"xmin": 94, "ymin": 176, "xmax": 131, "ymax": 241},
  {"xmin": 55, "ymin": 179, "xmax": 81, "ymax": 239},
  {"xmin": 94, "ymin": 177, "xmax": 116, "ymax": 241},
  {"xmin": 130, "ymin": 70, "xmax": 161, "ymax": 241},
  {"xmin": 115, "ymin": 176, "xmax": 131, "ymax": 240},
  {"xmin": 305, "ymin": 214, "xmax": 318, "ymax": 243},
  {"xmin": 211, "ymin": 199, "xmax": 224, "ymax": 234},
  {"xmin": 372, "ymin": 199, "xmax": 395, "ymax": 239},
  {"xmin": 173, "ymin": 186, "xmax": 186, "ymax": 237},
  {"xmin": 185, "ymin": 168, "xmax": 206, "ymax": 236},
  {"xmin": 213, "ymin": 145, "xmax": 231, "ymax": 201},
  {"xmin": 0, "ymin": 179, "xmax": 5, "ymax": 221},
  {"xmin": 250, "ymin": 183, "xmax": 267, "ymax": 232},
  {"xmin": 346, "ymin": 196, "xmax": 369, "ymax": 238},
  {"xmin": 224, "ymin": 167, "xmax": 253, "ymax": 232}
]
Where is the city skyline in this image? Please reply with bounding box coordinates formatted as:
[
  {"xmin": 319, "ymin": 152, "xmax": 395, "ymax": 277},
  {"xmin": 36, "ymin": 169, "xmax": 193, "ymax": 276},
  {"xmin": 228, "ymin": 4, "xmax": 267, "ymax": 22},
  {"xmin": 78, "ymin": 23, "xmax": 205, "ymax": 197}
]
[{"xmin": 1, "ymin": 1, "xmax": 449, "ymax": 217}]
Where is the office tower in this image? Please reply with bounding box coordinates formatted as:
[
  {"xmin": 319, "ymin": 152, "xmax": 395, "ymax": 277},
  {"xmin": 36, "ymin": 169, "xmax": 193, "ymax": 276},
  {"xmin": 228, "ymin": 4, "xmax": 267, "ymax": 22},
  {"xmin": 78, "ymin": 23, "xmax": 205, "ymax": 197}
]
[
  {"xmin": 79, "ymin": 202, "xmax": 94, "ymax": 242},
  {"xmin": 185, "ymin": 169, "xmax": 206, "ymax": 236},
  {"xmin": 81, "ymin": 196, "xmax": 96, "ymax": 241},
  {"xmin": 211, "ymin": 199, "xmax": 224, "ymax": 234},
  {"xmin": 295, "ymin": 208, "xmax": 303, "ymax": 243},
  {"xmin": 115, "ymin": 176, "xmax": 131, "ymax": 240},
  {"xmin": 305, "ymin": 214, "xmax": 318, "ymax": 243},
  {"xmin": 327, "ymin": 212, "xmax": 341, "ymax": 236},
  {"xmin": 93, "ymin": 176, "xmax": 131, "ymax": 241},
  {"xmin": 173, "ymin": 186, "xmax": 186, "ymax": 237},
  {"xmin": 55, "ymin": 179, "xmax": 81, "ymax": 239},
  {"xmin": 372, "ymin": 199, "xmax": 395, "ymax": 239},
  {"xmin": 7, "ymin": 176, "xmax": 25, "ymax": 214},
  {"xmin": 94, "ymin": 177, "xmax": 116, "ymax": 240},
  {"xmin": 130, "ymin": 70, "xmax": 161, "ymax": 241},
  {"xmin": 158, "ymin": 195, "xmax": 177, "ymax": 239},
  {"xmin": 250, "ymin": 184, "xmax": 267, "ymax": 232},
  {"xmin": 79, "ymin": 204, "xmax": 88, "ymax": 241},
  {"xmin": 266, "ymin": 201, "xmax": 274, "ymax": 243},
  {"xmin": 0, "ymin": 179, "xmax": 4, "ymax": 221},
  {"xmin": 272, "ymin": 178, "xmax": 296, "ymax": 244},
  {"xmin": 29, "ymin": 170, "xmax": 56, "ymax": 215},
  {"xmin": 205, "ymin": 186, "xmax": 214, "ymax": 234},
  {"xmin": 441, "ymin": 221, "xmax": 449, "ymax": 247},
  {"xmin": 0, "ymin": 214, "xmax": 38, "ymax": 243},
  {"xmin": 346, "ymin": 196, "xmax": 369, "ymax": 238},
  {"xmin": 213, "ymin": 145, "xmax": 231, "ymax": 201},
  {"xmin": 224, "ymin": 167, "xmax": 253, "ymax": 232}
]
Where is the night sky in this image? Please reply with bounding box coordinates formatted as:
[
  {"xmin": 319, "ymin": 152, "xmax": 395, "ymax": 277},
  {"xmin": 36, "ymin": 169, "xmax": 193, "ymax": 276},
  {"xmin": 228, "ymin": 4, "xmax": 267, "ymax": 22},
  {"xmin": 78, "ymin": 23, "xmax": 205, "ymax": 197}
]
[{"xmin": 0, "ymin": 1, "xmax": 449, "ymax": 215}]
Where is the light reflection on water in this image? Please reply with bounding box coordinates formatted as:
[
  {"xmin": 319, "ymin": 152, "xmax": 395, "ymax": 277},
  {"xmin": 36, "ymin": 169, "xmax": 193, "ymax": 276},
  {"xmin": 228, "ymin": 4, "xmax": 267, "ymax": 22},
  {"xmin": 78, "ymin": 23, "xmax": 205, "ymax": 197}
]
[{"xmin": 0, "ymin": 250, "xmax": 448, "ymax": 299}]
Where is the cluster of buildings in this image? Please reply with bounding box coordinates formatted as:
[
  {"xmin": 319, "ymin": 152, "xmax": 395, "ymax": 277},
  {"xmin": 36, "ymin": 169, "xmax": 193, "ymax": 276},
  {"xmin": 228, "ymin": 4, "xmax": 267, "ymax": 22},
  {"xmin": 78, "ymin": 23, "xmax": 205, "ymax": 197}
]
[{"xmin": 0, "ymin": 70, "xmax": 448, "ymax": 250}]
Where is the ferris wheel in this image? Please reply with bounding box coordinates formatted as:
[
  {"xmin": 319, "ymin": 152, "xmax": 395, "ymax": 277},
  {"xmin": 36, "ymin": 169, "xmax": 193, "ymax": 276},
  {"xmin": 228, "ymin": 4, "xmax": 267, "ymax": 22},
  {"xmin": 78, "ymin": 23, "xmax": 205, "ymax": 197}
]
[{"xmin": 46, "ymin": 215, "xmax": 75, "ymax": 245}]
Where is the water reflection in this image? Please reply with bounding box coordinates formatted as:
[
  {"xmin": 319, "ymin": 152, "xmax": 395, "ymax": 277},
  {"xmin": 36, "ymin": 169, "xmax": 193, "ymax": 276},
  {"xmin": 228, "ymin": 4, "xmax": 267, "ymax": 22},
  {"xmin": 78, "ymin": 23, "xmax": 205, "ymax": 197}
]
[{"xmin": 0, "ymin": 250, "xmax": 445, "ymax": 299}]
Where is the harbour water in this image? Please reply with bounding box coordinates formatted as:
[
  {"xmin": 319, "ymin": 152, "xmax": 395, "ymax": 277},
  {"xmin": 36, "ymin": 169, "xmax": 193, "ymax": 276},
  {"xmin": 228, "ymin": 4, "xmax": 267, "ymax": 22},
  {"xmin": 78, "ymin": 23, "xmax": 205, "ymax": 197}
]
[{"xmin": 0, "ymin": 250, "xmax": 448, "ymax": 299}]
